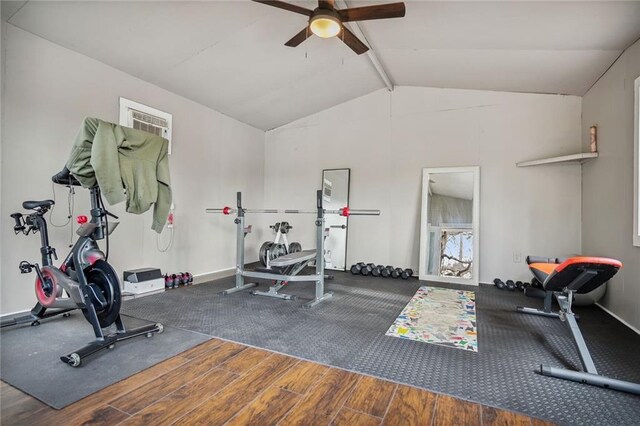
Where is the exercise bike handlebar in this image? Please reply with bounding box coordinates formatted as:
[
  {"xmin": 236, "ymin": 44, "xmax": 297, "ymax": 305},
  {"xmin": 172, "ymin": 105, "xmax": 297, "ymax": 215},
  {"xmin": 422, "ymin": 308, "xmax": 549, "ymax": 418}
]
[{"xmin": 206, "ymin": 207, "xmax": 380, "ymax": 217}]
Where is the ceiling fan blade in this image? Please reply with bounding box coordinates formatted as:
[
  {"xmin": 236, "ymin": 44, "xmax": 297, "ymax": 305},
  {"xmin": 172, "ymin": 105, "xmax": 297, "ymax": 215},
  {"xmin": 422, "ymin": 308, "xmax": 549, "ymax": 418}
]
[
  {"xmin": 318, "ymin": 0, "xmax": 335, "ymax": 9},
  {"xmin": 284, "ymin": 27, "xmax": 311, "ymax": 47},
  {"xmin": 252, "ymin": 0, "xmax": 313, "ymax": 16},
  {"xmin": 339, "ymin": 26, "xmax": 369, "ymax": 55},
  {"xmin": 338, "ymin": 2, "xmax": 406, "ymax": 22}
]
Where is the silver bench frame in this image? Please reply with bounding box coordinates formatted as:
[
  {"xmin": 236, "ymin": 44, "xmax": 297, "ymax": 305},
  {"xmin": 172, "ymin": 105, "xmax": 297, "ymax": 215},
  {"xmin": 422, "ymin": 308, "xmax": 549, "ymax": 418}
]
[
  {"xmin": 221, "ymin": 191, "xmax": 334, "ymax": 308},
  {"xmin": 518, "ymin": 269, "xmax": 640, "ymax": 395}
]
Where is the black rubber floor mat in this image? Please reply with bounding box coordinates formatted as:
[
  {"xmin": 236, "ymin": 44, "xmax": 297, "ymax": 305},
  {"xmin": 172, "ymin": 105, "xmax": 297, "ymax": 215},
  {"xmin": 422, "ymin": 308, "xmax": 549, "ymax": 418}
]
[
  {"xmin": 122, "ymin": 272, "xmax": 640, "ymax": 425},
  {"xmin": 0, "ymin": 313, "xmax": 210, "ymax": 409}
]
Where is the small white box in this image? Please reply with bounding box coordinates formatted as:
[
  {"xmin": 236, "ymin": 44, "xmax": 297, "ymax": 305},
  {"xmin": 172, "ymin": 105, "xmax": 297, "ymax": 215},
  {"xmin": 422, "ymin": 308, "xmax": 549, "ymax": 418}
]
[{"xmin": 123, "ymin": 277, "xmax": 165, "ymax": 295}]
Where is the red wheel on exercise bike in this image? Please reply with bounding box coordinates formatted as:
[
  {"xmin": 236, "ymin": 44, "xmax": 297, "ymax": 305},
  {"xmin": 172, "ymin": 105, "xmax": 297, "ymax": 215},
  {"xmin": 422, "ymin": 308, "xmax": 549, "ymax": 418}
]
[
  {"xmin": 82, "ymin": 260, "xmax": 122, "ymax": 328},
  {"xmin": 34, "ymin": 269, "xmax": 63, "ymax": 308}
]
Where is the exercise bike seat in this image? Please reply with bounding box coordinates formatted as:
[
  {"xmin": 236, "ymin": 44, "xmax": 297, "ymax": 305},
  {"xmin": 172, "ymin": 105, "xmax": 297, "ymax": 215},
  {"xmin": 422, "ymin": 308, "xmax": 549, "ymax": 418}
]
[{"xmin": 22, "ymin": 200, "xmax": 55, "ymax": 210}]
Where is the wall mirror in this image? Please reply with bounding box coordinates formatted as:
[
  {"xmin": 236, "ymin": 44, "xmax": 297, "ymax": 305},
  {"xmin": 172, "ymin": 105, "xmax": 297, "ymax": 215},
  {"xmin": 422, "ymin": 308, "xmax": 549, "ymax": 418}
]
[
  {"xmin": 322, "ymin": 168, "xmax": 350, "ymax": 271},
  {"xmin": 419, "ymin": 167, "xmax": 480, "ymax": 285}
]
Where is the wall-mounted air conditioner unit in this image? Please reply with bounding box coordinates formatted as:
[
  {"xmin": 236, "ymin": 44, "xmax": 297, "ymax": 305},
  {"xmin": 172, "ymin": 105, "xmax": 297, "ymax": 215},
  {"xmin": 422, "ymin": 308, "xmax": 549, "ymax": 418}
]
[{"xmin": 119, "ymin": 97, "xmax": 173, "ymax": 154}]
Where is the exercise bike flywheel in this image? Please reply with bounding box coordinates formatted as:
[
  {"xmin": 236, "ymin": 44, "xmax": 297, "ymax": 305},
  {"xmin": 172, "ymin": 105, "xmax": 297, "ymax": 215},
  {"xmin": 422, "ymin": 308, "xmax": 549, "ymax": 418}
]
[
  {"xmin": 35, "ymin": 268, "xmax": 64, "ymax": 308},
  {"xmin": 83, "ymin": 260, "xmax": 122, "ymax": 328}
]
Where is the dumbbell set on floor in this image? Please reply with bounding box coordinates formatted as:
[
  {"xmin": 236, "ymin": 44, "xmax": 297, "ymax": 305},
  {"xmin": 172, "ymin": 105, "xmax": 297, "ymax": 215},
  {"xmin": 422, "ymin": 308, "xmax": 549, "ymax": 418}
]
[
  {"xmin": 493, "ymin": 277, "xmax": 543, "ymax": 292},
  {"xmin": 164, "ymin": 272, "xmax": 193, "ymax": 289},
  {"xmin": 350, "ymin": 263, "xmax": 414, "ymax": 280}
]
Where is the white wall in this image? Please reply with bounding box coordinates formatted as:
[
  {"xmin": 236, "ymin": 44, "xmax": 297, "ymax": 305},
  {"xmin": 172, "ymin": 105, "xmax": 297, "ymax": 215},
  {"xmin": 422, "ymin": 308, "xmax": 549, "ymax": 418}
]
[
  {"xmin": 264, "ymin": 87, "xmax": 583, "ymax": 284},
  {"xmin": 1, "ymin": 16, "xmax": 5, "ymax": 308},
  {"xmin": 0, "ymin": 25, "xmax": 265, "ymax": 314},
  {"xmin": 581, "ymin": 38, "xmax": 640, "ymax": 331}
]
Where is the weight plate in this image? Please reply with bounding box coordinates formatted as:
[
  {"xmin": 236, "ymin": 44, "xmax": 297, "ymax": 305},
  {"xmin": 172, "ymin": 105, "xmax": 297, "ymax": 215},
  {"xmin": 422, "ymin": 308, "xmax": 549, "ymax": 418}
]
[
  {"xmin": 270, "ymin": 243, "xmax": 286, "ymax": 260},
  {"xmin": 289, "ymin": 242, "xmax": 302, "ymax": 253},
  {"xmin": 259, "ymin": 241, "xmax": 273, "ymax": 266}
]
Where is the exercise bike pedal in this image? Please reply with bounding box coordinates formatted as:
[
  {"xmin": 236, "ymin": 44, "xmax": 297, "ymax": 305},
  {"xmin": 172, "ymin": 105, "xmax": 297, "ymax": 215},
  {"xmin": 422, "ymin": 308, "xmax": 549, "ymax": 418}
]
[{"xmin": 18, "ymin": 261, "xmax": 34, "ymax": 274}]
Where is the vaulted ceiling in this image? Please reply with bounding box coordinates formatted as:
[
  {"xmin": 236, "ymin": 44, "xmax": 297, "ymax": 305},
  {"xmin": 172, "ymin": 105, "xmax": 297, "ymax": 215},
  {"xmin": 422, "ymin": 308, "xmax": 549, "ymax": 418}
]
[{"xmin": 3, "ymin": 1, "xmax": 640, "ymax": 130}]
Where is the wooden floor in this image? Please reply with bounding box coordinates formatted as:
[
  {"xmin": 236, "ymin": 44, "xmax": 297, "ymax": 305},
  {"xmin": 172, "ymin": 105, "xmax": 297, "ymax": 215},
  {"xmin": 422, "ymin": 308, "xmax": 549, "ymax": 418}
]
[{"xmin": 1, "ymin": 338, "xmax": 552, "ymax": 425}]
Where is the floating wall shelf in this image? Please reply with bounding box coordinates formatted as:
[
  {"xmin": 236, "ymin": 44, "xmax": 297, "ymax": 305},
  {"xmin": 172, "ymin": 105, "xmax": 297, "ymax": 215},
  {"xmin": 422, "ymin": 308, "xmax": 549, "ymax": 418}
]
[{"xmin": 516, "ymin": 152, "xmax": 598, "ymax": 168}]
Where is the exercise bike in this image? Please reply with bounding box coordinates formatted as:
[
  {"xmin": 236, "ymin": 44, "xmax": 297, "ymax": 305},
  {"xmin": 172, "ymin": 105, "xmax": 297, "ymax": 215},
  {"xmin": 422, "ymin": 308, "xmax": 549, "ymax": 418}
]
[{"xmin": 4, "ymin": 185, "xmax": 162, "ymax": 367}]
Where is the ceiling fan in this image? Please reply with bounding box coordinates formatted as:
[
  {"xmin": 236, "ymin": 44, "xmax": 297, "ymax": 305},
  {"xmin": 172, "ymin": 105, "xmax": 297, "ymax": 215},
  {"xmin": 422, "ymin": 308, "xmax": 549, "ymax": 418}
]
[{"xmin": 253, "ymin": 0, "xmax": 406, "ymax": 55}]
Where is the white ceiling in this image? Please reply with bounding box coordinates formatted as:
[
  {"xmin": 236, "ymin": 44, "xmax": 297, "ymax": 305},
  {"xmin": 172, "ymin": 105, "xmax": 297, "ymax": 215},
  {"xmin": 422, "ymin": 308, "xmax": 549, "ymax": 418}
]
[{"xmin": 3, "ymin": 1, "xmax": 640, "ymax": 130}]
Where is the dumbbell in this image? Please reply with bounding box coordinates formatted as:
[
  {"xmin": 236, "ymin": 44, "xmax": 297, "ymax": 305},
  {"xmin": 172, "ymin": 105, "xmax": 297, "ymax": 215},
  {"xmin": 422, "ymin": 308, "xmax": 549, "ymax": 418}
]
[
  {"xmin": 401, "ymin": 268, "xmax": 414, "ymax": 279},
  {"xmin": 350, "ymin": 262, "xmax": 366, "ymax": 275},
  {"xmin": 530, "ymin": 277, "xmax": 543, "ymax": 289},
  {"xmin": 381, "ymin": 266, "xmax": 393, "ymax": 278},
  {"xmin": 176, "ymin": 272, "xmax": 186, "ymax": 286},
  {"xmin": 493, "ymin": 278, "xmax": 506, "ymax": 290},
  {"xmin": 181, "ymin": 272, "xmax": 193, "ymax": 285},
  {"xmin": 170, "ymin": 273, "xmax": 179, "ymax": 288},
  {"xmin": 361, "ymin": 264, "xmax": 373, "ymax": 276},
  {"xmin": 391, "ymin": 268, "xmax": 403, "ymax": 279},
  {"xmin": 515, "ymin": 281, "xmax": 524, "ymax": 290},
  {"xmin": 371, "ymin": 266, "xmax": 382, "ymax": 277},
  {"xmin": 505, "ymin": 280, "xmax": 516, "ymax": 291}
]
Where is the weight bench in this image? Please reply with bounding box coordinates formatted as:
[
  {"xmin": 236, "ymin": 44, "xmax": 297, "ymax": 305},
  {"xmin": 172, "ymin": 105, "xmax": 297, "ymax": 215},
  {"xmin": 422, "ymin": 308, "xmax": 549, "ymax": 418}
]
[
  {"xmin": 517, "ymin": 256, "xmax": 640, "ymax": 395},
  {"xmin": 250, "ymin": 250, "xmax": 333, "ymax": 305}
]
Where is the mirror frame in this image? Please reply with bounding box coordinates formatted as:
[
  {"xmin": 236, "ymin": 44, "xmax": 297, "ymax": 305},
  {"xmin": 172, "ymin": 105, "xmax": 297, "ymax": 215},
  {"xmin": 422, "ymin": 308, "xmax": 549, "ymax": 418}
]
[
  {"xmin": 322, "ymin": 168, "xmax": 351, "ymax": 271},
  {"xmin": 419, "ymin": 166, "xmax": 480, "ymax": 286}
]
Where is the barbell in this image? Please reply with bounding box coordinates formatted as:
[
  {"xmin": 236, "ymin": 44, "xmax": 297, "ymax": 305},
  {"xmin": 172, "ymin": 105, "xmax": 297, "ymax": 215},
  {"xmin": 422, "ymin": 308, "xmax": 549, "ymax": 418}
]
[{"xmin": 206, "ymin": 206, "xmax": 380, "ymax": 217}]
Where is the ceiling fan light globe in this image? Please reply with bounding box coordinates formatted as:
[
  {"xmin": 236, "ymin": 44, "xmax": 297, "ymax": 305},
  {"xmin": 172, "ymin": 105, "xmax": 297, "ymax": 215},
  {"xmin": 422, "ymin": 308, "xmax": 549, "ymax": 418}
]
[{"xmin": 310, "ymin": 15, "xmax": 341, "ymax": 38}]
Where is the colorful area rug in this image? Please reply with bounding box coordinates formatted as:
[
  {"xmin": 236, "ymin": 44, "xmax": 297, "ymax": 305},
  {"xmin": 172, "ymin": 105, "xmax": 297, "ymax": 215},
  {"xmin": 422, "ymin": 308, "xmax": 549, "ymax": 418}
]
[{"xmin": 386, "ymin": 286, "xmax": 477, "ymax": 352}]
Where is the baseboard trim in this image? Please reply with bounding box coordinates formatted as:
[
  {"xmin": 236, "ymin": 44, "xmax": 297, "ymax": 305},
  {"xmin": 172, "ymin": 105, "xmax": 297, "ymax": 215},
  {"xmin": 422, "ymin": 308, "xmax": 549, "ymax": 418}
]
[
  {"xmin": 596, "ymin": 303, "xmax": 640, "ymax": 336},
  {"xmin": 193, "ymin": 267, "xmax": 236, "ymax": 285},
  {"xmin": 1, "ymin": 266, "xmax": 244, "ymax": 318},
  {"xmin": 0, "ymin": 309, "xmax": 31, "ymax": 318}
]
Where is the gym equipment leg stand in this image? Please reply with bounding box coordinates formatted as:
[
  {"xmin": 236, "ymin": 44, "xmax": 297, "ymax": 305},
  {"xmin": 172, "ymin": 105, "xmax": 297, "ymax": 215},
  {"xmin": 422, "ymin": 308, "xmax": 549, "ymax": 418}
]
[
  {"xmin": 251, "ymin": 264, "xmax": 303, "ymax": 301},
  {"xmin": 522, "ymin": 291, "xmax": 640, "ymax": 395},
  {"xmin": 220, "ymin": 193, "xmax": 258, "ymax": 296},
  {"xmin": 60, "ymin": 314, "xmax": 163, "ymax": 367},
  {"xmin": 0, "ymin": 303, "xmax": 74, "ymax": 328},
  {"xmin": 305, "ymin": 193, "xmax": 333, "ymax": 308}
]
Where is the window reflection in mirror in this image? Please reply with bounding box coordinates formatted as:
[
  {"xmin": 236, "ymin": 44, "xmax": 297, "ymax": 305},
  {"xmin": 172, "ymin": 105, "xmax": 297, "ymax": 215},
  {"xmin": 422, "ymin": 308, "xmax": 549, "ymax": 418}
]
[{"xmin": 420, "ymin": 167, "xmax": 479, "ymax": 285}]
